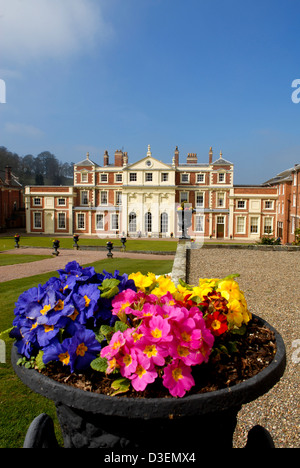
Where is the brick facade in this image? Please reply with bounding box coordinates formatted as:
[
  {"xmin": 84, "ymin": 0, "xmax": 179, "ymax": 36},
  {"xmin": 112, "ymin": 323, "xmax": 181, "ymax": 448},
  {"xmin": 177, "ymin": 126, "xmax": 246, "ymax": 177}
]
[
  {"xmin": 0, "ymin": 166, "xmax": 25, "ymax": 231},
  {"xmin": 25, "ymin": 146, "xmax": 298, "ymax": 243}
]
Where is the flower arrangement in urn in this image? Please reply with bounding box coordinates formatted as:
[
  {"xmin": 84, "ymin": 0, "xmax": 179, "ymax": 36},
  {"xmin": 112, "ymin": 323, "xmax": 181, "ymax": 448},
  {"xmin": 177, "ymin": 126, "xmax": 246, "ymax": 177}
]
[{"xmin": 11, "ymin": 260, "xmax": 270, "ymax": 398}]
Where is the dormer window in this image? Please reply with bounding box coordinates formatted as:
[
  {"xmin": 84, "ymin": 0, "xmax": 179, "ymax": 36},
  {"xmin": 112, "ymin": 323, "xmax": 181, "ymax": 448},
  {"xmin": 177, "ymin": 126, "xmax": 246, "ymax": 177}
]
[
  {"xmin": 218, "ymin": 173, "xmax": 225, "ymax": 183},
  {"xmin": 81, "ymin": 172, "xmax": 88, "ymax": 183}
]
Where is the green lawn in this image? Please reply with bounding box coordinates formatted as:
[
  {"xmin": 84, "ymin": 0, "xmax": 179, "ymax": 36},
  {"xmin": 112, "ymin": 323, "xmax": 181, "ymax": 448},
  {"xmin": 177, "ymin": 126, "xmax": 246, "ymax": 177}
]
[
  {"xmin": 0, "ymin": 257, "xmax": 173, "ymax": 448},
  {"xmin": 0, "ymin": 235, "xmax": 177, "ymax": 252},
  {"xmin": 0, "ymin": 254, "xmax": 53, "ymax": 266}
]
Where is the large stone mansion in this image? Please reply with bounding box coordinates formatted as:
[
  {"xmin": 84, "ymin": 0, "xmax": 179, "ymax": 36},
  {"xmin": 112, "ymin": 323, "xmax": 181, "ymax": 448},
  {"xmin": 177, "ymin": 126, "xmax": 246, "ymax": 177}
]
[{"xmin": 24, "ymin": 145, "xmax": 300, "ymax": 243}]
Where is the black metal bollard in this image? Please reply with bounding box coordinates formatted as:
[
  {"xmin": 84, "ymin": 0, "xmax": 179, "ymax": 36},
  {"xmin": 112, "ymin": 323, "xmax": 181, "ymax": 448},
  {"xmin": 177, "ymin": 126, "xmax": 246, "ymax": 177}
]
[
  {"xmin": 14, "ymin": 234, "xmax": 20, "ymax": 248},
  {"xmin": 120, "ymin": 236, "xmax": 126, "ymax": 251},
  {"xmin": 73, "ymin": 234, "xmax": 79, "ymax": 250},
  {"xmin": 52, "ymin": 240, "xmax": 60, "ymax": 256},
  {"xmin": 106, "ymin": 241, "xmax": 113, "ymax": 258}
]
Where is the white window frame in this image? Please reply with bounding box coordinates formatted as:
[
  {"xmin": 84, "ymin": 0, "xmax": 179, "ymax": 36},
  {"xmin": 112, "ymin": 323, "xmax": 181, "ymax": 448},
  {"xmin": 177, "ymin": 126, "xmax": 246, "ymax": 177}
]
[
  {"xmin": 265, "ymin": 200, "xmax": 273, "ymax": 210},
  {"xmin": 250, "ymin": 216, "xmax": 259, "ymax": 234},
  {"xmin": 160, "ymin": 212, "xmax": 168, "ymax": 233},
  {"xmin": 129, "ymin": 172, "xmax": 137, "ymax": 182},
  {"xmin": 180, "ymin": 192, "xmax": 189, "ymax": 203},
  {"xmin": 237, "ymin": 200, "xmax": 246, "ymax": 209},
  {"xmin": 218, "ymin": 172, "xmax": 225, "ymax": 183},
  {"xmin": 161, "ymin": 173, "xmax": 169, "ymax": 182},
  {"xmin": 81, "ymin": 190, "xmax": 89, "ymax": 206},
  {"xmin": 96, "ymin": 213, "xmax": 104, "ymax": 230},
  {"xmin": 111, "ymin": 213, "xmax": 119, "ymax": 231},
  {"xmin": 100, "ymin": 191, "xmax": 108, "ymax": 205},
  {"xmin": 181, "ymin": 173, "xmax": 190, "ymax": 184},
  {"xmin": 196, "ymin": 192, "xmax": 204, "ymax": 208},
  {"xmin": 81, "ymin": 172, "xmax": 88, "ymax": 183},
  {"xmin": 263, "ymin": 217, "xmax": 273, "ymax": 235},
  {"xmin": 115, "ymin": 191, "xmax": 122, "ymax": 206},
  {"xmin": 77, "ymin": 213, "xmax": 85, "ymax": 230},
  {"xmin": 145, "ymin": 172, "xmax": 153, "ymax": 182},
  {"xmin": 236, "ymin": 216, "xmax": 246, "ymax": 234},
  {"xmin": 145, "ymin": 212, "xmax": 152, "ymax": 232},
  {"xmin": 195, "ymin": 215, "xmax": 204, "ymax": 232},
  {"xmin": 217, "ymin": 192, "xmax": 225, "ymax": 208},
  {"xmin": 58, "ymin": 212, "xmax": 66, "ymax": 230},
  {"xmin": 196, "ymin": 173, "xmax": 205, "ymax": 183},
  {"xmin": 34, "ymin": 212, "xmax": 42, "ymax": 228},
  {"xmin": 115, "ymin": 173, "xmax": 123, "ymax": 183},
  {"xmin": 100, "ymin": 173, "xmax": 108, "ymax": 183},
  {"xmin": 58, "ymin": 198, "xmax": 66, "ymax": 206},
  {"xmin": 33, "ymin": 197, "xmax": 41, "ymax": 206},
  {"xmin": 128, "ymin": 212, "xmax": 137, "ymax": 232}
]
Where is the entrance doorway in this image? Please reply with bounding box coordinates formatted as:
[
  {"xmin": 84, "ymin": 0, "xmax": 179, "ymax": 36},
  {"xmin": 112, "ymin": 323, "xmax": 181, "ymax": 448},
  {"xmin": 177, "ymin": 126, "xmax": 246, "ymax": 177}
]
[{"xmin": 216, "ymin": 216, "xmax": 224, "ymax": 238}]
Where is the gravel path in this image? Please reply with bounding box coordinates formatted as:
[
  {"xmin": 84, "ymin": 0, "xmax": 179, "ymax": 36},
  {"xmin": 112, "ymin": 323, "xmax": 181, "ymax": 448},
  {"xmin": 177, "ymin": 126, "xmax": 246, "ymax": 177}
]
[
  {"xmin": 187, "ymin": 248, "xmax": 300, "ymax": 448},
  {"xmin": 0, "ymin": 248, "xmax": 174, "ymax": 283}
]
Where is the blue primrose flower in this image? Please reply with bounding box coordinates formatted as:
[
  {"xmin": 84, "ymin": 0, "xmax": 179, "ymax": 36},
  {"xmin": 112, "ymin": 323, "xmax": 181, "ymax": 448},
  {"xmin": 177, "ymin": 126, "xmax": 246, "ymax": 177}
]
[
  {"xmin": 57, "ymin": 261, "xmax": 97, "ymax": 287},
  {"xmin": 43, "ymin": 327, "xmax": 102, "ymax": 373}
]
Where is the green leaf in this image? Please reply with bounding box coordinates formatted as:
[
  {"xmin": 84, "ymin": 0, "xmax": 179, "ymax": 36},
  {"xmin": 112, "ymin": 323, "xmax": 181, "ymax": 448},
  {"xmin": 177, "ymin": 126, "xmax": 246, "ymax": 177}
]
[
  {"xmin": 99, "ymin": 278, "xmax": 120, "ymax": 298},
  {"xmin": 101, "ymin": 286, "xmax": 120, "ymax": 299},
  {"xmin": 114, "ymin": 321, "xmax": 129, "ymax": 333},
  {"xmin": 111, "ymin": 378, "xmax": 131, "ymax": 396},
  {"xmin": 100, "ymin": 324, "xmax": 114, "ymax": 337},
  {"xmin": 94, "ymin": 330, "xmax": 106, "ymax": 344},
  {"xmin": 90, "ymin": 356, "xmax": 108, "ymax": 373},
  {"xmin": 178, "ymin": 278, "xmax": 193, "ymax": 290},
  {"xmin": 35, "ymin": 351, "xmax": 45, "ymax": 370},
  {"xmin": 231, "ymin": 324, "xmax": 247, "ymax": 335},
  {"xmin": 227, "ymin": 341, "xmax": 239, "ymax": 353}
]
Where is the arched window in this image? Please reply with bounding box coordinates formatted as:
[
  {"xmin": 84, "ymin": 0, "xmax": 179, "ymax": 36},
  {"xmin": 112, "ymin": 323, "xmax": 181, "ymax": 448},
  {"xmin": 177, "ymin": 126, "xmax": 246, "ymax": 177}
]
[
  {"xmin": 145, "ymin": 212, "xmax": 152, "ymax": 232},
  {"xmin": 128, "ymin": 212, "xmax": 136, "ymax": 232},
  {"xmin": 160, "ymin": 212, "xmax": 168, "ymax": 233}
]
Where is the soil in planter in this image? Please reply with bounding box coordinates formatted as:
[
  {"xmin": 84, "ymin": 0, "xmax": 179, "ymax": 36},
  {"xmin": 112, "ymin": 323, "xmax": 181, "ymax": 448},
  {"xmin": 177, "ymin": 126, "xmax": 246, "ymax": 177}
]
[{"xmin": 40, "ymin": 317, "xmax": 276, "ymax": 398}]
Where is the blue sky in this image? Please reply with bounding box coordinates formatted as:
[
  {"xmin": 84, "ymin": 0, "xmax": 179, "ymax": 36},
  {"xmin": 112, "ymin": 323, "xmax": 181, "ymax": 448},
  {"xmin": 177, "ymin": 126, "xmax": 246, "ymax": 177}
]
[{"xmin": 1, "ymin": 0, "xmax": 300, "ymax": 184}]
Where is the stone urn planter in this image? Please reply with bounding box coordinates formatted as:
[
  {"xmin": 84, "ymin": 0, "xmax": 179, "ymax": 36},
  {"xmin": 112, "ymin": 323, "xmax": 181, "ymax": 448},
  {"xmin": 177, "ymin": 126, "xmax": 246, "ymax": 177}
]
[
  {"xmin": 176, "ymin": 204, "xmax": 194, "ymax": 239},
  {"xmin": 11, "ymin": 315, "xmax": 286, "ymax": 449}
]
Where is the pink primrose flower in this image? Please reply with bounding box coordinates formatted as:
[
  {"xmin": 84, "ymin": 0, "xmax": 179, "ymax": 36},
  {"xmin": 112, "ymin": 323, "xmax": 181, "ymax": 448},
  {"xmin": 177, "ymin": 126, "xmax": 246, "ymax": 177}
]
[
  {"xmin": 100, "ymin": 330, "xmax": 125, "ymax": 360},
  {"xmin": 162, "ymin": 360, "xmax": 195, "ymax": 397},
  {"xmin": 142, "ymin": 314, "xmax": 172, "ymax": 343},
  {"xmin": 111, "ymin": 289, "xmax": 138, "ymax": 316},
  {"xmin": 119, "ymin": 345, "xmax": 138, "ymax": 378},
  {"xmin": 129, "ymin": 353, "xmax": 158, "ymax": 392}
]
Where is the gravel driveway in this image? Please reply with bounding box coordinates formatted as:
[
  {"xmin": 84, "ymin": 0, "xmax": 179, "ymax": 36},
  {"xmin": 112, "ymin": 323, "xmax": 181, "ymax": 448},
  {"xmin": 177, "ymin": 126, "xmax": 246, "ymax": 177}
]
[
  {"xmin": 0, "ymin": 248, "xmax": 174, "ymax": 283},
  {"xmin": 187, "ymin": 248, "xmax": 300, "ymax": 448}
]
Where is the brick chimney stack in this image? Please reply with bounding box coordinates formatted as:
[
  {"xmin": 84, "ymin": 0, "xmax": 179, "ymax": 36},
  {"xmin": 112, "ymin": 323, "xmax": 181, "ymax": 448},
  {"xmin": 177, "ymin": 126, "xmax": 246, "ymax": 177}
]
[
  {"xmin": 114, "ymin": 150, "xmax": 123, "ymax": 167},
  {"xmin": 173, "ymin": 146, "xmax": 179, "ymax": 166},
  {"xmin": 5, "ymin": 166, "xmax": 12, "ymax": 185},
  {"xmin": 103, "ymin": 150, "xmax": 109, "ymax": 166},
  {"xmin": 187, "ymin": 153, "xmax": 198, "ymax": 164},
  {"xmin": 209, "ymin": 147, "xmax": 213, "ymax": 164}
]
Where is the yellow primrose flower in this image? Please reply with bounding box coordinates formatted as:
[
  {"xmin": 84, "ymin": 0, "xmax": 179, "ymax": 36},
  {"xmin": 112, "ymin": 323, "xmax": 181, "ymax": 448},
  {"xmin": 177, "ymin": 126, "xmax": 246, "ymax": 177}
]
[
  {"xmin": 217, "ymin": 279, "xmax": 241, "ymax": 302},
  {"xmin": 128, "ymin": 272, "xmax": 155, "ymax": 292},
  {"xmin": 174, "ymin": 284, "xmax": 191, "ymax": 301},
  {"xmin": 151, "ymin": 275, "xmax": 177, "ymax": 298},
  {"xmin": 226, "ymin": 299, "xmax": 244, "ymax": 328},
  {"xmin": 189, "ymin": 278, "xmax": 218, "ymax": 301}
]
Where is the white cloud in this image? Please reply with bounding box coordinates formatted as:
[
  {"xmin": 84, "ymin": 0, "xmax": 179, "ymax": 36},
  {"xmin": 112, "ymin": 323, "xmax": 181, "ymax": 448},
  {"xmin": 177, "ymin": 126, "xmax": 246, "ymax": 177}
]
[
  {"xmin": 5, "ymin": 122, "xmax": 44, "ymax": 138},
  {"xmin": 0, "ymin": 0, "xmax": 113, "ymax": 62}
]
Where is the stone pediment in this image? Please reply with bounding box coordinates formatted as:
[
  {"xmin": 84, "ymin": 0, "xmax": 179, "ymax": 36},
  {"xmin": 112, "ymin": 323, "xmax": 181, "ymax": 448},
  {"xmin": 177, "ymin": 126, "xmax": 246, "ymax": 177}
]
[
  {"xmin": 127, "ymin": 156, "xmax": 173, "ymax": 171},
  {"xmin": 126, "ymin": 145, "xmax": 173, "ymax": 171}
]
